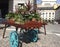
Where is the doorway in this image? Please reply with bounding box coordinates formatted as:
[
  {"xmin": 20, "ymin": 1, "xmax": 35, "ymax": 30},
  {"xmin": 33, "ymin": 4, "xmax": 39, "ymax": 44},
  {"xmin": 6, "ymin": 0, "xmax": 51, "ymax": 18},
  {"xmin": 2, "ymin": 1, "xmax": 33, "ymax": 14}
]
[{"xmin": 0, "ymin": 0, "xmax": 9, "ymax": 18}]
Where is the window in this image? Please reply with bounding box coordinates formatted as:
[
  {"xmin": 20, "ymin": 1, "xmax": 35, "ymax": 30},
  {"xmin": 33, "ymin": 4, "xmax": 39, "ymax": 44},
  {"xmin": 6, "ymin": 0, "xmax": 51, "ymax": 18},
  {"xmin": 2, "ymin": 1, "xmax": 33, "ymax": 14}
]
[
  {"xmin": 49, "ymin": 13, "xmax": 51, "ymax": 17},
  {"xmin": 46, "ymin": 13, "xmax": 47, "ymax": 17},
  {"xmin": 42, "ymin": 13, "xmax": 44, "ymax": 19},
  {"xmin": 52, "ymin": 13, "xmax": 54, "ymax": 15},
  {"xmin": 52, "ymin": 18, "xmax": 54, "ymax": 20},
  {"xmin": 49, "ymin": 18, "xmax": 50, "ymax": 20},
  {"xmin": 49, "ymin": 13, "xmax": 51, "ymax": 15},
  {"xmin": 46, "ymin": 18, "xmax": 47, "ymax": 20},
  {"xmin": 43, "ymin": 13, "xmax": 44, "ymax": 17},
  {"xmin": 43, "ymin": 13, "xmax": 44, "ymax": 15},
  {"xmin": 46, "ymin": 13, "xmax": 47, "ymax": 15}
]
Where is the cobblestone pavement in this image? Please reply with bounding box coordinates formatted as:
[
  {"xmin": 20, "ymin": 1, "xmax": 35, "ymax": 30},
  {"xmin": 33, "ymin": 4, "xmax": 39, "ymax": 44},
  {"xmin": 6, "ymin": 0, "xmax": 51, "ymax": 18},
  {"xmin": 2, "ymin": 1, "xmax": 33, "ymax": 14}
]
[{"xmin": 0, "ymin": 24, "xmax": 60, "ymax": 47}]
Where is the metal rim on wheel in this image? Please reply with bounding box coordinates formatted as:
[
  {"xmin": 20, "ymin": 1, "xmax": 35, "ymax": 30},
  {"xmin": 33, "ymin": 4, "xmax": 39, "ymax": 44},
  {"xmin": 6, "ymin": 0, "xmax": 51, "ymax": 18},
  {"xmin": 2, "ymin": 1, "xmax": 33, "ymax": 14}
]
[{"xmin": 10, "ymin": 31, "xmax": 18, "ymax": 47}]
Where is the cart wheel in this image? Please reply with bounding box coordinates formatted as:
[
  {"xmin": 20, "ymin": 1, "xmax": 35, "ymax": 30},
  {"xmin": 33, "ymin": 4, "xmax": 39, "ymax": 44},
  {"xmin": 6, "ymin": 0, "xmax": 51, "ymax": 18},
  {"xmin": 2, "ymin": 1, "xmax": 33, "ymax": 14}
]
[
  {"xmin": 28, "ymin": 29, "xmax": 38, "ymax": 42},
  {"xmin": 10, "ymin": 31, "xmax": 18, "ymax": 47}
]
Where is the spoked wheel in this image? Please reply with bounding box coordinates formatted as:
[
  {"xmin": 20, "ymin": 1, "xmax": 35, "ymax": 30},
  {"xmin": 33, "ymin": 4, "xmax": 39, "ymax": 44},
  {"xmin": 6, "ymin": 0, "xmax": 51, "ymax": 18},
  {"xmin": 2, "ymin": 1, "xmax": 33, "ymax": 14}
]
[
  {"xmin": 27, "ymin": 29, "xmax": 38, "ymax": 42},
  {"xmin": 10, "ymin": 31, "xmax": 19, "ymax": 47}
]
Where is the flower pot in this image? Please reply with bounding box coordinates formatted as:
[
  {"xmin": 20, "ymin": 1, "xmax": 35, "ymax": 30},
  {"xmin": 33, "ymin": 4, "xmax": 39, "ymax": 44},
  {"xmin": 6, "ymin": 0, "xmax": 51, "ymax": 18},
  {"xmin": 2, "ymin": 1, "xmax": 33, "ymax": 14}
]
[{"xmin": 32, "ymin": 18, "xmax": 36, "ymax": 21}]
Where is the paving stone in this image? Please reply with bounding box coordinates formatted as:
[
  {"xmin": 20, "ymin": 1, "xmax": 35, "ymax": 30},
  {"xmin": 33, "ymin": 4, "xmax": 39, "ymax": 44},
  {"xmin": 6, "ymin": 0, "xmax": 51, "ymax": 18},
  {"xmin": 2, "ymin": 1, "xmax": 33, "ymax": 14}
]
[{"xmin": 0, "ymin": 24, "xmax": 60, "ymax": 47}]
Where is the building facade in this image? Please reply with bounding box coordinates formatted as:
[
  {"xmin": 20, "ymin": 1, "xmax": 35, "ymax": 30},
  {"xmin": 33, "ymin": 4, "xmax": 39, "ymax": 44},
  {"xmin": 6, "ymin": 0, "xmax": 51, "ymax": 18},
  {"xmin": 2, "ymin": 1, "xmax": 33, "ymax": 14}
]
[
  {"xmin": 37, "ymin": 0, "xmax": 60, "ymax": 22},
  {"xmin": 37, "ymin": 10, "xmax": 55, "ymax": 22},
  {"xmin": 55, "ymin": 6, "xmax": 60, "ymax": 21}
]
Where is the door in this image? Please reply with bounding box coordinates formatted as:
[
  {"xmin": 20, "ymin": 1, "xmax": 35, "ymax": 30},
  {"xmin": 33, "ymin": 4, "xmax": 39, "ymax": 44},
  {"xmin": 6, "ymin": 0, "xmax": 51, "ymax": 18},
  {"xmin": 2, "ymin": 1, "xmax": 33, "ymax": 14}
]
[{"xmin": 0, "ymin": 0, "xmax": 9, "ymax": 18}]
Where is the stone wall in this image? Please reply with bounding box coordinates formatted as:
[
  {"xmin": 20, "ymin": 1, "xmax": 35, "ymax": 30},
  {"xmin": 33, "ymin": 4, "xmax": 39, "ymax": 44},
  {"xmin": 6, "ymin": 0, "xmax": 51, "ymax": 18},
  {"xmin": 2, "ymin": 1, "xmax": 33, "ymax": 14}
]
[
  {"xmin": 9, "ymin": 0, "xmax": 13, "ymax": 13},
  {"xmin": 55, "ymin": 7, "xmax": 60, "ymax": 20}
]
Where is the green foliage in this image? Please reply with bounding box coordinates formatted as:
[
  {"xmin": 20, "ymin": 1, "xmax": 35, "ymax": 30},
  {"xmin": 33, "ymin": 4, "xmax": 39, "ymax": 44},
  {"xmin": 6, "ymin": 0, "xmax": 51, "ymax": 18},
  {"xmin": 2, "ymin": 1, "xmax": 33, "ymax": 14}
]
[
  {"xmin": 14, "ymin": 14, "xmax": 24, "ymax": 24},
  {"xmin": 5, "ymin": 13, "xmax": 24, "ymax": 24},
  {"xmin": 5, "ymin": 12, "xmax": 41, "ymax": 24},
  {"xmin": 28, "ymin": 12, "xmax": 40, "ymax": 21},
  {"xmin": 5, "ymin": 13, "xmax": 15, "ymax": 19}
]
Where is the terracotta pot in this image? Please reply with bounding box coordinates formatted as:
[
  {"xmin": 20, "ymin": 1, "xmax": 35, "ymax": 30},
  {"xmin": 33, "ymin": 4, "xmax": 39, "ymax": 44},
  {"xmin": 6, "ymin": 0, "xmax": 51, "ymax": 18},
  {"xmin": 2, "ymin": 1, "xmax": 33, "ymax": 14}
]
[{"xmin": 32, "ymin": 18, "xmax": 36, "ymax": 21}]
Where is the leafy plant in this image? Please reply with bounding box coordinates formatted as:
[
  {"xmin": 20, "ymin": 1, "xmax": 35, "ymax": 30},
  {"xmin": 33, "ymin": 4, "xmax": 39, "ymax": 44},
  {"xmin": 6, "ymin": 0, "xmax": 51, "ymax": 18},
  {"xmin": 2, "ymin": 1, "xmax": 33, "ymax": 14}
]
[
  {"xmin": 5, "ymin": 13, "xmax": 15, "ymax": 19},
  {"xmin": 5, "ymin": 13, "xmax": 24, "ymax": 24},
  {"xmin": 14, "ymin": 14, "xmax": 24, "ymax": 24},
  {"xmin": 26, "ymin": 0, "xmax": 32, "ymax": 11},
  {"xmin": 28, "ymin": 12, "xmax": 40, "ymax": 21}
]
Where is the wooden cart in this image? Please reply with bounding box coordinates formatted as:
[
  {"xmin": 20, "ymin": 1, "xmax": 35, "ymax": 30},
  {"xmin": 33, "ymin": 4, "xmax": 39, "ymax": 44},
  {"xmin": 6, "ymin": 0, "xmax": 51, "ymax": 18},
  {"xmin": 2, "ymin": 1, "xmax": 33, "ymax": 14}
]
[{"xmin": 2, "ymin": 20, "xmax": 47, "ymax": 47}]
